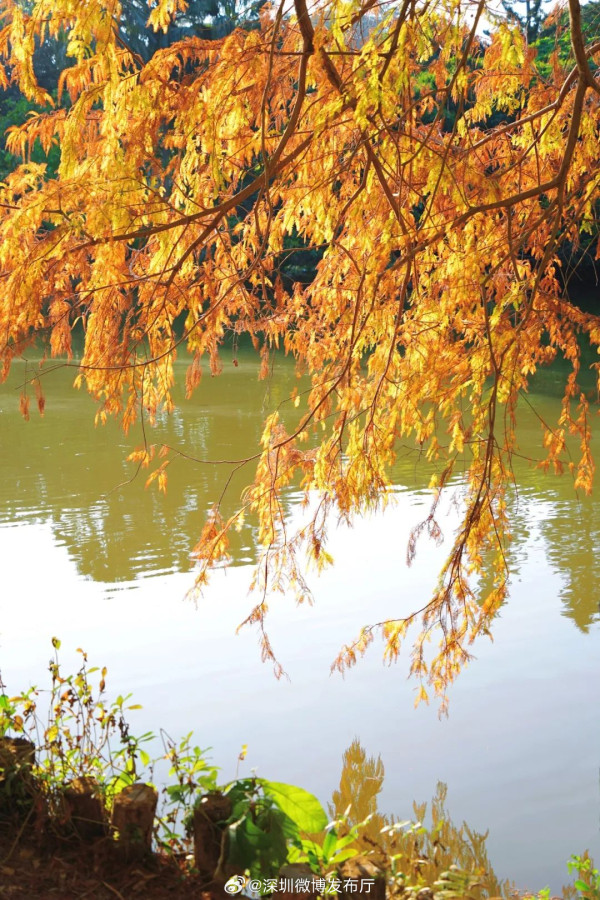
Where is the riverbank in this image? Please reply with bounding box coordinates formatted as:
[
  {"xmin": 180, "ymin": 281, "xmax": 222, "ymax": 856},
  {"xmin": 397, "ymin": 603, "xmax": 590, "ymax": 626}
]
[
  {"xmin": 0, "ymin": 828, "xmax": 222, "ymax": 899},
  {"xmin": 1, "ymin": 660, "xmax": 597, "ymax": 900}
]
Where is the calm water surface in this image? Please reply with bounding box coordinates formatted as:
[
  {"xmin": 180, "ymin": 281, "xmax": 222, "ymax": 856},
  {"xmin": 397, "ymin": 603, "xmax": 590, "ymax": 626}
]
[{"xmin": 0, "ymin": 352, "xmax": 598, "ymax": 893}]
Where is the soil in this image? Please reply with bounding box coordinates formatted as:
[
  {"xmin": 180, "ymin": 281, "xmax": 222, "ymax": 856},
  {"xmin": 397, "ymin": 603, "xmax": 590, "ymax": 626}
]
[{"xmin": 0, "ymin": 827, "xmax": 226, "ymax": 899}]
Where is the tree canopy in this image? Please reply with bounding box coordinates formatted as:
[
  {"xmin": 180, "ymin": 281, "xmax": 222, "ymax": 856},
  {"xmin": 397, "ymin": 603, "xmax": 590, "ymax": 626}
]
[
  {"xmin": 1, "ymin": 0, "xmax": 599, "ymax": 707},
  {"xmin": 499, "ymin": 0, "xmax": 546, "ymax": 43}
]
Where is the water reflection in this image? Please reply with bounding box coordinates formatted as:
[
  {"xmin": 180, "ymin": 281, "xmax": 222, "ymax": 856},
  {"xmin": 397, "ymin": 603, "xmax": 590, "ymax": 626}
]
[
  {"xmin": 0, "ymin": 458, "xmax": 597, "ymax": 892},
  {"xmin": 538, "ymin": 499, "xmax": 600, "ymax": 633},
  {"xmin": 3, "ymin": 354, "xmax": 597, "ymax": 631},
  {"xmin": 329, "ymin": 740, "xmax": 507, "ymax": 898},
  {"xmin": 0, "ymin": 353, "xmax": 299, "ymax": 581}
]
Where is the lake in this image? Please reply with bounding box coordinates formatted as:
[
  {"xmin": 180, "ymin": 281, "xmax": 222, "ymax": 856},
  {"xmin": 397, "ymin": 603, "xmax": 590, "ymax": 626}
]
[{"xmin": 0, "ymin": 350, "xmax": 598, "ymax": 894}]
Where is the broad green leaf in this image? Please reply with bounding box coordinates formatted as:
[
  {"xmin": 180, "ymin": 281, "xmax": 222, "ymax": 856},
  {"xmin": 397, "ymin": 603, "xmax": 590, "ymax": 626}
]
[{"xmin": 258, "ymin": 780, "xmax": 327, "ymax": 833}]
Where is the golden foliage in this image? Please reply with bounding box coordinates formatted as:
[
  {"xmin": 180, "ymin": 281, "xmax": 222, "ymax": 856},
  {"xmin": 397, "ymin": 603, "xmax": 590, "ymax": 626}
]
[
  {"xmin": 328, "ymin": 739, "xmax": 507, "ymax": 896},
  {"xmin": 1, "ymin": 0, "xmax": 600, "ymax": 702}
]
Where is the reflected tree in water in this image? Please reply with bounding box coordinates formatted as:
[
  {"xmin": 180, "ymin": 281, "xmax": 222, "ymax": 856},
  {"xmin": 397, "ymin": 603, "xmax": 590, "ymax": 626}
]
[{"xmin": 329, "ymin": 739, "xmax": 507, "ymax": 898}]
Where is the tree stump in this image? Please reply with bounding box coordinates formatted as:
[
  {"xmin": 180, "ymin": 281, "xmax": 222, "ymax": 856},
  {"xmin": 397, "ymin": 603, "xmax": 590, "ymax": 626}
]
[
  {"xmin": 192, "ymin": 791, "xmax": 232, "ymax": 880},
  {"xmin": 111, "ymin": 782, "xmax": 157, "ymax": 858},
  {"xmin": 0, "ymin": 737, "xmax": 36, "ymax": 822},
  {"xmin": 337, "ymin": 856, "xmax": 386, "ymax": 900},
  {"xmin": 278, "ymin": 863, "xmax": 320, "ymax": 900},
  {"xmin": 63, "ymin": 776, "xmax": 107, "ymax": 840}
]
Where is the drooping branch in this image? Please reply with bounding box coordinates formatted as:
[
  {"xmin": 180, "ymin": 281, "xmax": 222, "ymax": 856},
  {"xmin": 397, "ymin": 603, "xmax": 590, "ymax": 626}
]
[{"xmin": 1, "ymin": 0, "xmax": 599, "ymax": 704}]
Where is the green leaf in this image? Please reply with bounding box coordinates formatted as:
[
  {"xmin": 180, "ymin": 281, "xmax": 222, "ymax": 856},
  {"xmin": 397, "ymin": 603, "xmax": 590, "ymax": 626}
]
[
  {"xmin": 322, "ymin": 828, "xmax": 337, "ymax": 859},
  {"xmin": 307, "ymin": 849, "xmax": 320, "ymax": 868},
  {"xmin": 241, "ymin": 816, "xmax": 271, "ymax": 848},
  {"xmin": 333, "ymin": 831, "xmax": 358, "ymax": 852},
  {"xmin": 227, "ymin": 816, "xmax": 269, "ymax": 872},
  {"xmin": 166, "ymin": 784, "xmax": 185, "ymax": 801},
  {"xmin": 258, "ymin": 780, "xmax": 327, "ymax": 833}
]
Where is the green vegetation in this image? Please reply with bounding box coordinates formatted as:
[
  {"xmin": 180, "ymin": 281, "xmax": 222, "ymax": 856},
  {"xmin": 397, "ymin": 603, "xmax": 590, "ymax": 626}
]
[
  {"xmin": 0, "ymin": 93, "xmax": 60, "ymax": 180},
  {"xmin": 0, "ymin": 642, "xmax": 596, "ymax": 898}
]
